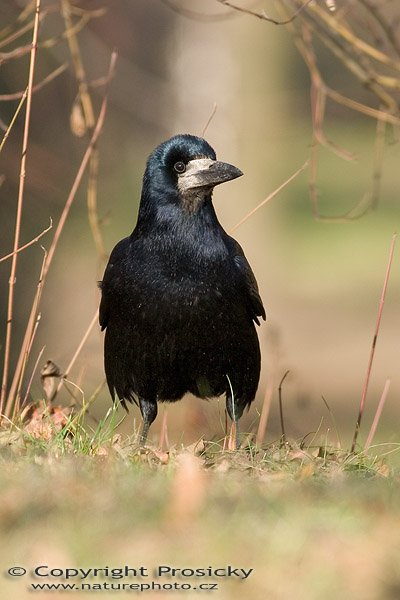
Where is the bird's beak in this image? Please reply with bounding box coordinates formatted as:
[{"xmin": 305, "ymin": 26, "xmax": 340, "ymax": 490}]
[{"xmin": 177, "ymin": 158, "xmax": 243, "ymax": 192}]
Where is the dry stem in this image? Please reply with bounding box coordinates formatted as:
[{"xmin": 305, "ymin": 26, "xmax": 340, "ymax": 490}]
[
  {"xmin": 1, "ymin": 0, "xmax": 41, "ymax": 413},
  {"xmin": 351, "ymin": 234, "xmax": 397, "ymax": 452},
  {"xmin": 3, "ymin": 51, "xmax": 117, "ymax": 419}
]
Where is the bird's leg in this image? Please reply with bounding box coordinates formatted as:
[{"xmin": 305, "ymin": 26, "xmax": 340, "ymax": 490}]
[
  {"xmin": 229, "ymin": 420, "xmax": 240, "ymax": 451},
  {"xmin": 226, "ymin": 392, "xmax": 243, "ymax": 450},
  {"xmin": 138, "ymin": 397, "xmax": 158, "ymax": 446}
]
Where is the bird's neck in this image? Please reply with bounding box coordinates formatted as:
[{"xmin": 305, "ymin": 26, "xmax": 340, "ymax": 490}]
[
  {"xmin": 132, "ymin": 192, "xmax": 227, "ymax": 260},
  {"xmin": 135, "ymin": 191, "xmax": 222, "ymax": 236}
]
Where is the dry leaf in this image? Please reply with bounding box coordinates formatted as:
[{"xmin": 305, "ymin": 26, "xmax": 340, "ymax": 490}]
[
  {"xmin": 70, "ymin": 98, "xmax": 87, "ymax": 137},
  {"xmin": 25, "ymin": 404, "xmax": 71, "ymax": 440},
  {"xmin": 377, "ymin": 463, "xmax": 390, "ymax": 478},
  {"xmin": 40, "ymin": 360, "xmax": 62, "ymax": 403},
  {"xmin": 297, "ymin": 462, "xmax": 315, "ymax": 480}
]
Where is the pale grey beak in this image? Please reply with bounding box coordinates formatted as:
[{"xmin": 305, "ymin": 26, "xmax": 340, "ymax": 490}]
[{"xmin": 178, "ymin": 158, "xmax": 243, "ymax": 192}]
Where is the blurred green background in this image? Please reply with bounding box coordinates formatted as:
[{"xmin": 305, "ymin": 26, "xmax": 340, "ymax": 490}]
[{"xmin": 1, "ymin": 0, "xmax": 400, "ymax": 446}]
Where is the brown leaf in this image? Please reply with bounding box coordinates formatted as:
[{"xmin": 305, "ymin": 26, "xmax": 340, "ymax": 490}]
[
  {"xmin": 296, "ymin": 462, "xmax": 315, "ymax": 480},
  {"xmin": 40, "ymin": 360, "xmax": 62, "ymax": 404},
  {"xmin": 25, "ymin": 404, "xmax": 71, "ymax": 440},
  {"xmin": 70, "ymin": 98, "xmax": 87, "ymax": 137}
]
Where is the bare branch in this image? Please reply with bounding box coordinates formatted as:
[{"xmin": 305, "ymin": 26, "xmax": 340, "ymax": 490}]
[
  {"xmin": 230, "ymin": 160, "xmax": 308, "ymax": 233},
  {"xmin": 1, "ymin": 0, "xmax": 42, "ymax": 413},
  {"xmin": 0, "ymin": 63, "xmax": 67, "ymax": 101},
  {"xmin": 216, "ymin": 0, "xmax": 314, "ymax": 26},
  {"xmin": 201, "ymin": 102, "xmax": 217, "ymax": 137},
  {"xmin": 4, "ymin": 51, "xmax": 118, "ymax": 418},
  {"xmin": 0, "ymin": 219, "xmax": 52, "ymax": 263},
  {"xmin": 351, "ymin": 233, "xmax": 397, "ymax": 453}
]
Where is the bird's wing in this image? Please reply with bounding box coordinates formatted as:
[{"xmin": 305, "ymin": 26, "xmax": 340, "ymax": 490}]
[
  {"xmin": 99, "ymin": 237, "xmax": 130, "ymax": 330},
  {"xmin": 226, "ymin": 236, "xmax": 266, "ymax": 325}
]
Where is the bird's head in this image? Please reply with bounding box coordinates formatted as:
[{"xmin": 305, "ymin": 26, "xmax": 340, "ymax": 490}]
[{"xmin": 140, "ymin": 134, "xmax": 243, "ymax": 217}]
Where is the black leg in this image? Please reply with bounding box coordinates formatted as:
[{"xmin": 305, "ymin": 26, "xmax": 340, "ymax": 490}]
[{"xmin": 138, "ymin": 398, "xmax": 158, "ymax": 446}]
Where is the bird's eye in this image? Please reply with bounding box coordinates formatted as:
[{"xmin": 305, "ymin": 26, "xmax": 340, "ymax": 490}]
[{"xmin": 174, "ymin": 161, "xmax": 186, "ymax": 174}]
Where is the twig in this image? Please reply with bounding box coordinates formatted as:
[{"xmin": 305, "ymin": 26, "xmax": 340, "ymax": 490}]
[
  {"xmin": 0, "ymin": 10, "xmax": 105, "ymax": 65},
  {"xmin": 0, "ymin": 89, "xmax": 27, "ymax": 153},
  {"xmin": 21, "ymin": 345, "xmax": 46, "ymax": 408},
  {"xmin": 4, "ymin": 51, "xmax": 117, "ymax": 418},
  {"xmin": 364, "ymin": 379, "xmax": 391, "ymax": 451},
  {"xmin": 201, "ymin": 102, "xmax": 217, "ymax": 137},
  {"xmin": 4, "ymin": 248, "xmax": 47, "ymax": 418},
  {"xmin": 216, "ymin": 0, "xmax": 314, "ymax": 26},
  {"xmin": 309, "ymin": 2, "xmax": 400, "ymax": 73},
  {"xmin": 255, "ymin": 380, "xmax": 273, "ymax": 447},
  {"xmin": 321, "ymin": 395, "xmax": 341, "ymax": 449},
  {"xmin": 61, "ymin": 0, "xmax": 95, "ymax": 130},
  {"xmin": 0, "ymin": 0, "xmax": 35, "ymax": 40},
  {"xmin": 87, "ymin": 148, "xmax": 107, "ymax": 266},
  {"xmin": 324, "ymin": 87, "xmax": 400, "ymax": 126},
  {"xmin": 371, "ymin": 114, "xmax": 386, "ymax": 210},
  {"xmin": 278, "ymin": 370, "xmax": 290, "ymax": 444},
  {"xmin": 43, "ymin": 50, "xmax": 117, "ymax": 279},
  {"xmin": 0, "ymin": 218, "xmax": 52, "ymax": 263},
  {"xmin": 0, "ymin": 63, "xmax": 67, "ymax": 101},
  {"xmin": 351, "ymin": 233, "xmax": 397, "ymax": 453},
  {"xmin": 230, "ymin": 160, "xmax": 308, "ymax": 232},
  {"xmin": 0, "ymin": 18, "xmax": 36, "ymax": 50},
  {"xmin": 1, "ymin": 0, "xmax": 41, "ymax": 413},
  {"xmin": 161, "ymin": 0, "xmax": 237, "ymax": 22},
  {"xmin": 57, "ymin": 310, "xmax": 99, "ymax": 394},
  {"xmin": 62, "ymin": 0, "xmax": 107, "ymax": 267},
  {"xmin": 159, "ymin": 409, "xmax": 170, "ymax": 451}
]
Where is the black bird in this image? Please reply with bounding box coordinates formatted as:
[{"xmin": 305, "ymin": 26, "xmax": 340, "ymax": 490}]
[{"xmin": 99, "ymin": 134, "xmax": 265, "ymax": 448}]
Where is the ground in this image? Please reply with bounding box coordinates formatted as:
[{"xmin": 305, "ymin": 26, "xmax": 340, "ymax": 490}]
[{"xmin": 0, "ymin": 411, "xmax": 399, "ymax": 600}]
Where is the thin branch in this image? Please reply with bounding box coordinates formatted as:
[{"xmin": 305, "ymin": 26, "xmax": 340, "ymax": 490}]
[
  {"xmin": 0, "ymin": 9, "xmax": 106, "ymax": 65},
  {"xmin": 0, "ymin": 218, "xmax": 52, "ymax": 263},
  {"xmin": 21, "ymin": 345, "xmax": 46, "ymax": 408},
  {"xmin": 309, "ymin": 2, "xmax": 400, "ymax": 73},
  {"xmin": 0, "ymin": 18, "xmax": 36, "ymax": 50},
  {"xmin": 0, "ymin": 63, "xmax": 67, "ymax": 101},
  {"xmin": 201, "ymin": 102, "xmax": 217, "ymax": 137},
  {"xmin": 4, "ymin": 51, "xmax": 117, "ymax": 418},
  {"xmin": 62, "ymin": 0, "xmax": 107, "ymax": 267},
  {"xmin": 57, "ymin": 310, "xmax": 99, "ymax": 394},
  {"xmin": 161, "ymin": 0, "xmax": 237, "ymax": 22},
  {"xmin": 216, "ymin": 0, "xmax": 314, "ymax": 26},
  {"xmin": 371, "ymin": 114, "xmax": 386, "ymax": 210},
  {"xmin": 0, "ymin": 0, "xmax": 35, "ymax": 40},
  {"xmin": 324, "ymin": 87, "xmax": 400, "ymax": 126},
  {"xmin": 351, "ymin": 233, "xmax": 397, "ymax": 453},
  {"xmin": 321, "ymin": 395, "xmax": 341, "ymax": 449},
  {"xmin": 230, "ymin": 160, "xmax": 308, "ymax": 233},
  {"xmin": 255, "ymin": 380, "xmax": 273, "ymax": 447},
  {"xmin": 1, "ymin": 0, "xmax": 41, "ymax": 413},
  {"xmin": 0, "ymin": 89, "xmax": 27, "ymax": 153},
  {"xmin": 278, "ymin": 370, "xmax": 290, "ymax": 444},
  {"xmin": 4, "ymin": 248, "xmax": 47, "ymax": 418},
  {"xmin": 62, "ymin": 0, "xmax": 95, "ymax": 130},
  {"xmin": 43, "ymin": 50, "xmax": 117, "ymax": 280},
  {"xmin": 364, "ymin": 379, "xmax": 391, "ymax": 451}
]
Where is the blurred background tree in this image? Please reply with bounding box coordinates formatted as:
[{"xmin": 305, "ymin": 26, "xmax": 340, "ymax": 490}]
[{"xmin": 1, "ymin": 0, "xmax": 399, "ymax": 445}]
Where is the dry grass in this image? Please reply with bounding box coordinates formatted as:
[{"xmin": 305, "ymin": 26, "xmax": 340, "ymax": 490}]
[{"xmin": 0, "ymin": 414, "xmax": 400, "ymax": 600}]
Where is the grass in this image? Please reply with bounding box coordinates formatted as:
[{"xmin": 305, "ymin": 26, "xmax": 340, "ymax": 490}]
[{"xmin": 1, "ymin": 410, "xmax": 400, "ymax": 600}]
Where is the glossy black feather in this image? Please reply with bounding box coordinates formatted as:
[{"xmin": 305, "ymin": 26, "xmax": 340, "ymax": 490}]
[{"xmin": 99, "ymin": 134, "xmax": 265, "ymax": 440}]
